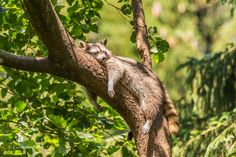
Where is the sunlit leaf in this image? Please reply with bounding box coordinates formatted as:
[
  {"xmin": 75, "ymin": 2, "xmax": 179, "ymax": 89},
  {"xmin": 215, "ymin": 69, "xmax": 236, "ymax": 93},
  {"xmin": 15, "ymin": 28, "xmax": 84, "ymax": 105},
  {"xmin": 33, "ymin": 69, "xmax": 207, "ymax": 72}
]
[
  {"xmin": 15, "ymin": 101, "xmax": 26, "ymax": 113},
  {"xmin": 108, "ymin": 146, "xmax": 120, "ymax": 155},
  {"xmin": 48, "ymin": 114, "xmax": 67, "ymax": 128}
]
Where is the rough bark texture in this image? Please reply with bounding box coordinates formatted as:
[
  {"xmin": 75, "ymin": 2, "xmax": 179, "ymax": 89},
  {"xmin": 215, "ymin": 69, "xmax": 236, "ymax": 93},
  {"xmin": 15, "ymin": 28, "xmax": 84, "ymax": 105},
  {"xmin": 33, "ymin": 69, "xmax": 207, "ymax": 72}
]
[
  {"xmin": 132, "ymin": 0, "xmax": 152, "ymax": 70},
  {"xmin": 0, "ymin": 0, "xmax": 171, "ymax": 156},
  {"xmin": 0, "ymin": 50, "xmax": 52, "ymax": 73}
]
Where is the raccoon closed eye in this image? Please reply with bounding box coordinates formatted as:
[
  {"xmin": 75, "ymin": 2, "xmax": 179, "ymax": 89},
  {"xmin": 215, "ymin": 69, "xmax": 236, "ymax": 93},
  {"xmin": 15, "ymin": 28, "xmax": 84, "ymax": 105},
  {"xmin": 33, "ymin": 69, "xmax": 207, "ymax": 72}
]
[{"xmin": 103, "ymin": 51, "xmax": 108, "ymax": 55}]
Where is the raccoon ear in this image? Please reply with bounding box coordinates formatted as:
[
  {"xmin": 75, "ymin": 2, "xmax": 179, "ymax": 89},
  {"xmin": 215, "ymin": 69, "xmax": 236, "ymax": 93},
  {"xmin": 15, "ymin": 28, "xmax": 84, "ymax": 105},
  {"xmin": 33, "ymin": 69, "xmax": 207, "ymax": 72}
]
[
  {"xmin": 79, "ymin": 41, "xmax": 87, "ymax": 49},
  {"xmin": 101, "ymin": 39, "xmax": 107, "ymax": 46}
]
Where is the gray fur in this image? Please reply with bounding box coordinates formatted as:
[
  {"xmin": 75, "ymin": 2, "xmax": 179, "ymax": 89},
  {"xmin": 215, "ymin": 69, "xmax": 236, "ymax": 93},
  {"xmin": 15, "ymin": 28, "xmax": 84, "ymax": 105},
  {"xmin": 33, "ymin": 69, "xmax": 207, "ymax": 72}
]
[{"xmin": 80, "ymin": 41, "xmax": 179, "ymax": 135}]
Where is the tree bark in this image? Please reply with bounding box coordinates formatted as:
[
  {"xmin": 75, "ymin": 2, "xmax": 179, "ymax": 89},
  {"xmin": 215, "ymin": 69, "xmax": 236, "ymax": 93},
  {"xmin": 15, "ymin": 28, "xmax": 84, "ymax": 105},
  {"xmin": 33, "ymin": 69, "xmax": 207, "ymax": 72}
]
[
  {"xmin": 131, "ymin": 0, "xmax": 152, "ymax": 70},
  {"xmin": 0, "ymin": 0, "xmax": 171, "ymax": 156},
  {"xmin": 0, "ymin": 50, "xmax": 52, "ymax": 73}
]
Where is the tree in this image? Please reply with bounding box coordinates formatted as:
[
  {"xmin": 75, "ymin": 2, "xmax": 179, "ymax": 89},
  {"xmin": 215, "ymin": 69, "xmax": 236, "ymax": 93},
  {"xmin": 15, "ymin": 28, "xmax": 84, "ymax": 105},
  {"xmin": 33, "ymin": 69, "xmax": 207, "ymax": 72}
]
[
  {"xmin": 154, "ymin": 0, "xmax": 236, "ymax": 156},
  {"xmin": 0, "ymin": 0, "xmax": 172, "ymax": 156}
]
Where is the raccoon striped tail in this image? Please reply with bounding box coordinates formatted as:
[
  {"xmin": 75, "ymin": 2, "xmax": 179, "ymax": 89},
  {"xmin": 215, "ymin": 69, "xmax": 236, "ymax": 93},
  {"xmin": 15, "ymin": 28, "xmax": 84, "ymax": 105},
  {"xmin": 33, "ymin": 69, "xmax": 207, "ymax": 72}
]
[{"xmin": 164, "ymin": 90, "xmax": 179, "ymax": 135}]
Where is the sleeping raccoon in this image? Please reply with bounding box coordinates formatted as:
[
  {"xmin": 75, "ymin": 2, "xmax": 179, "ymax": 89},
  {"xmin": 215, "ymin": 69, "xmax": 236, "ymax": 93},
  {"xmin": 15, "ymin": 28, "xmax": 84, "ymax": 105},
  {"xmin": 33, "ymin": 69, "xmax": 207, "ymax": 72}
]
[{"xmin": 80, "ymin": 39, "xmax": 179, "ymax": 135}]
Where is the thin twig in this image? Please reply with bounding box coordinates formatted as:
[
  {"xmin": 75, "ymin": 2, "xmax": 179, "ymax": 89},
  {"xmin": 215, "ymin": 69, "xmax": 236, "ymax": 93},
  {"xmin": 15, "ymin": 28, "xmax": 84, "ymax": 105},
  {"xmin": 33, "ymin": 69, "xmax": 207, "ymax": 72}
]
[
  {"xmin": 97, "ymin": 125, "xmax": 119, "ymax": 143},
  {"xmin": 0, "ymin": 76, "xmax": 9, "ymax": 84},
  {"xmin": 0, "ymin": 82, "xmax": 16, "ymax": 96},
  {"xmin": 103, "ymin": 0, "xmax": 132, "ymax": 22}
]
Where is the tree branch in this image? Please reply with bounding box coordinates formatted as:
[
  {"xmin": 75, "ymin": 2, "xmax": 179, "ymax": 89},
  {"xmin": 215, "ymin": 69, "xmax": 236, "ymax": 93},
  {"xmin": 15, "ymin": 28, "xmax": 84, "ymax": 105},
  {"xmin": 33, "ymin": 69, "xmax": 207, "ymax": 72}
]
[
  {"xmin": 132, "ymin": 0, "xmax": 152, "ymax": 70},
  {"xmin": 0, "ymin": 0, "xmax": 171, "ymax": 156},
  {"xmin": 23, "ymin": 0, "xmax": 76, "ymax": 64},
  {"xmin": 0, "ymin": 50, "xmax": 52, "ymax": 73}
]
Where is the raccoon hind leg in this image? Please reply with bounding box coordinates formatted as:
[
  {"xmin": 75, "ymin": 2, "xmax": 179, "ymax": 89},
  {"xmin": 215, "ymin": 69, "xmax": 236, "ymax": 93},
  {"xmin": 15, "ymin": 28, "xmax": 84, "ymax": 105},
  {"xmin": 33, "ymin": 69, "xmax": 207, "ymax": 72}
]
[
  {"xmin": 140, "ymin": 99, "xmax": 154, "ymax": 134},
  {"xmin": 142, "ymin": 119, "xmax": 153, "ymax": 134}
]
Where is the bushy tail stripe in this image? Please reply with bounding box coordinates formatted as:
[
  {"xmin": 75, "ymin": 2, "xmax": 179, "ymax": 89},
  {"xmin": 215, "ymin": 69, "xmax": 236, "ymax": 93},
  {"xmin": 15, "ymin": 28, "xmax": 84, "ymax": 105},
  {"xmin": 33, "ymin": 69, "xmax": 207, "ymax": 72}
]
[{"xmin": 164, "ymin": 89, "xmax": 179, "ymax": 135}]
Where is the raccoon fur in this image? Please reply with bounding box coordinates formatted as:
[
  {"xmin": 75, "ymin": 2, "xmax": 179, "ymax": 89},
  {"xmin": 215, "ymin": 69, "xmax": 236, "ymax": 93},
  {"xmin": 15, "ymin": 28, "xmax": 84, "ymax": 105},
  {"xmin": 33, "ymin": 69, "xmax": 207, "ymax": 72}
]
[{"xmin": 80, "ymin": 39, "xmax": 179, "ymax": 135}]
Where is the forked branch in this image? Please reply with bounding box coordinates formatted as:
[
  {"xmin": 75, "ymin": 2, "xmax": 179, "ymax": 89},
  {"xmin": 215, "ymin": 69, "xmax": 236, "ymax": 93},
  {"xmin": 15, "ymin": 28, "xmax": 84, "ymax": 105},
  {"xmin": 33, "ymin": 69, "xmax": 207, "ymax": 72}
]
[{"xmin": 23, "ymin": 0, "xmax": 76, "ymax": 64}]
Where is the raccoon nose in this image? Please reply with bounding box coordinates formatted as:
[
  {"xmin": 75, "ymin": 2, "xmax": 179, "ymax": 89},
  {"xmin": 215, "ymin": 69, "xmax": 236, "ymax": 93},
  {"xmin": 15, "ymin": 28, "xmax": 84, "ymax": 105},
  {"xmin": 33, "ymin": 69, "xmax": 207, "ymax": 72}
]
[{"xmin": 102, "ymin": 56, "xmax": 106, "ymax": 60}]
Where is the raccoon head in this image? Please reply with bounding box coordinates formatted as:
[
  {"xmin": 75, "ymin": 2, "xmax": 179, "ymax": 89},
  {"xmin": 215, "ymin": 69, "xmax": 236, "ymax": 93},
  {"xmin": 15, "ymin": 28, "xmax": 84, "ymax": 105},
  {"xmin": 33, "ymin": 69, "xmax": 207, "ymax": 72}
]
[{"xmin": 80, "ymin": 39, "xmax": 112, "ymax": 63}]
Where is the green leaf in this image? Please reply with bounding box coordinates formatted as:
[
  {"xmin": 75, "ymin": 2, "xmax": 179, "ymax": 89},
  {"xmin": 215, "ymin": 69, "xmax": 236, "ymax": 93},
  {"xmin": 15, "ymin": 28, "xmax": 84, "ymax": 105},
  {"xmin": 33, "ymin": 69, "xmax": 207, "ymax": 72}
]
[
  {"xmin": 36, "ymin": 136, "xmax": 44, "ymax": 142},
  {"xmin": 114, "ymin": 118, "xmax": 126, "ymax": 130},
  {"xmin": 30, "ymin": 36, "xmax": 39, "ymax": 43},
  {"xmin": 67, "ymin": 0, "xmax": 75, "ymax": 6},
  {"xmin": 108, "ymin": 146, "xmax": 120, "ymax": 155},
  {"xmin": 152, "ymin": 53, "xmax": 165, "ymax": 64},
  {"xmin": 100, "ymin": 117, "xmax": 114, "ymax": 129},
  {"xmin": 130, "ymin": 31, "xmax": 136, "ymax": 43},
  {"xmin": 148, "ymin": 26, "xmax": 158, "ymax": 35},
  {"xmin": 15, "ymin": 101, "xmax": 27, "ymax": 113},
  {"xmin": 53, "ymin": 83, "xmax": 65, "ymax": 95},
  {"xmin": 1, "ymin": 88, "xmax": 7, "ymax": 98},
  {"xmin": 48, "ymin": 114, "xmax": 67, "ymax": 128},
  {"xmin": 122, "ymin": 146, "xmax": 134, "ymax": 157},
  {"xmin": 90, "ymin": 24, "xmax": 98, "ymax": 33},
  {"xmin": 155, "ymin": 37, "xmax": 169, "ymax": 53},
  {"xmin": 22, "ymin": 140, "xmax": 36, "ymax": 147},
  {"xmin": 55, "ymin": 144, "xmax": 67, "ymax": 155},
  {"xmin": 91, "ymin": 0, "xmax": 103, "ymax": 9},
  {"xmin": 121, "ymin": 4, "xmax": 132, "ymax": 15}
]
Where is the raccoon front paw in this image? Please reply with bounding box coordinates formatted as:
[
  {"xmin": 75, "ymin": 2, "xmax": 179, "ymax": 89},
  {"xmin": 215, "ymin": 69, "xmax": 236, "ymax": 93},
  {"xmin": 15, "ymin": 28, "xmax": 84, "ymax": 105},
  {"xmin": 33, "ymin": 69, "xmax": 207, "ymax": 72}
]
[
  {"xmin": 142, "ymin": 122, "xmax": 151, "ymax": 135},
  {"xmin": 108, "ymin": 89, "xmax": 115, "ymax": 97}
]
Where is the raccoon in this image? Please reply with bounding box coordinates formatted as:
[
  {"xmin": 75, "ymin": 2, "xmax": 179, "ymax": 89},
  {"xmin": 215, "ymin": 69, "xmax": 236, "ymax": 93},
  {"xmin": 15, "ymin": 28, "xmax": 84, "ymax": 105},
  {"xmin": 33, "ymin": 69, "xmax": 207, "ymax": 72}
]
[{"xmin": 80, "ymin": 39, "xmax": 179, "ymax": 135}]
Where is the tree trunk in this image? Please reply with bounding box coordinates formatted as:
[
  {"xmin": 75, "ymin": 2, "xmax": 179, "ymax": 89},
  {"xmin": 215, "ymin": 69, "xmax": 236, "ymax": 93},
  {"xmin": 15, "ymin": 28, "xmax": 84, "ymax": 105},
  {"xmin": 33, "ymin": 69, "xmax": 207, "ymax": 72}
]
[{"xmin": 0, "ymin": 0, "xmax": 171, "ymax": 156}]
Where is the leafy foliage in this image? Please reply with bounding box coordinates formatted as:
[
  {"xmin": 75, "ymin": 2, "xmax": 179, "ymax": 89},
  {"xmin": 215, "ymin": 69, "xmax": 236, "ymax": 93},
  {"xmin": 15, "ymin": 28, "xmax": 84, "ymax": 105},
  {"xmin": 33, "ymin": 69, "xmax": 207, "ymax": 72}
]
[
  {"xmin": 115, "ymin": 0, "xmax": 169, "ymax": 64},
  {"xmin": 0, "ymin": 70, "xmax": 134, "ymax": 156},
  {"xmin": 174, "ymin": 46, "xmax": 236, "ymax": 156},
  {"xmin": 174, "ymin": 109, "xmax": 236, "ymax": 157},
  {"xmin": 221, "ymin": 0, "xmax": 236, "ymax": 16},
  {"xmin": 0, "ymin": 0, "xmax": 136, "ymax": 156},
  {"xmin": 178, "ymin": 46, "xmax": 236, "ymax": 118},
  {"xmin": 58, "ymin": 0, "xmax": 104, "ymax": 39},
  {"xmin": 221, "ymin": 0, "xmax": 236, "ymax": 6},
  {"xmin": 148, "ymin": 26, "xmax": 169, "ymax": 63}
]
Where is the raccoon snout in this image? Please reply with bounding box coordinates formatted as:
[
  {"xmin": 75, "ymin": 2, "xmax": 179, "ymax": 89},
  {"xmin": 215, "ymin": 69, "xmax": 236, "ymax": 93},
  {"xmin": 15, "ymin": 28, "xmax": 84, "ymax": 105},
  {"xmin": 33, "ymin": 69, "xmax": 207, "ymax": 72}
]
[
  {"xmin": 101, "ymin": 56, "xmax": 107, "ymax": 61},
  {"xmin": 97, "ymin": 54, "xmax": 108, "ymax": 62},
  {"xmin": 98, "ymin": 55, "xmax": 107, "ymax": 61}
]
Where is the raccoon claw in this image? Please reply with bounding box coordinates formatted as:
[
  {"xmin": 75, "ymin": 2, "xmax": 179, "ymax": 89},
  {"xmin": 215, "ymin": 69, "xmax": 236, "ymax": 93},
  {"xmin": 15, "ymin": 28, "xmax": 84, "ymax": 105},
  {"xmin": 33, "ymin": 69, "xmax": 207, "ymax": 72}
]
[
  {"xmin": 108, "ymin": 90, "xmax": 115, "ymax": 97},
  {"xmin": 142, "ymin": 123, "xmax": 151, "ymax": 135}
]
